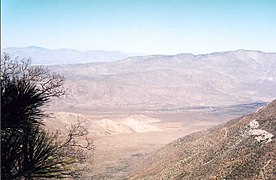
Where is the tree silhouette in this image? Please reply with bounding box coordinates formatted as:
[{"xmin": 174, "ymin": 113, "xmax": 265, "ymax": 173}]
[{"xmin": 1, "ymin": 54, "xmax": 94, "ymax": 179}]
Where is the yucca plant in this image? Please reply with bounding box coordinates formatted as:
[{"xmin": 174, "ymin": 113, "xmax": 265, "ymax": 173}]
[{"xmin": 1, "ymin": 54, "xmax": 93, "ymax": 179}]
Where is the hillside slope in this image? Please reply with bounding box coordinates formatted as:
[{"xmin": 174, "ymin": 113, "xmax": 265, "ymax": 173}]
[
  {"xmin": 130, "ymin": 99, "xmax": 276, "ymax": 179},
  {"xmin": 49, "ymin": 50, "xmax": 276, "ymax": 112}
]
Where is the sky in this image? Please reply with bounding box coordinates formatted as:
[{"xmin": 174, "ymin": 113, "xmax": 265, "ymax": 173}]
[{"xmin": 2, "ymin": 0, "xmax": 276, "ymax": 55}]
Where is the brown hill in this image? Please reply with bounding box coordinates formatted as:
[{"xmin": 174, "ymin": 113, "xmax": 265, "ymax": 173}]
[
  {"xmin": 48, "ymin": 50, "xmax": 276, "ymax": 112},
  {"xmin": 130, "ymin": 100, "xmax": 276, "ymax": 179}
]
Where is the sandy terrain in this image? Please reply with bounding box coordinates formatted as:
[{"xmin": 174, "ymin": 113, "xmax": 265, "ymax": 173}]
[{"xmin": 44, "ymin": 110, "xmax": 235, "ymax": 179}]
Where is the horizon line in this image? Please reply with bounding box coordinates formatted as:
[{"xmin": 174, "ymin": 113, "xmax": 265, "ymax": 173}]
[{"xmin": 2, "ymin": 46, "xmax": 276, "ymax": 57}]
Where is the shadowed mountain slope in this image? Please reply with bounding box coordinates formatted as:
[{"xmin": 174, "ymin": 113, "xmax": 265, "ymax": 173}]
[{"xmin": 130, "ymin": 99, "xmax": 276, "ymax": 179}]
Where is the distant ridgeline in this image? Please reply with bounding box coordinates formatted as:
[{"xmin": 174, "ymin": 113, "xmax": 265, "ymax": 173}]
[
  {"xmin": 47, "ymin": 49, "xmax": 276, "ymax": 112},
  {"xmin": 2, "ymin": 46, "xmax": 130, "ymax": 64},
  {"xmin": 3, "ymin": 48, "xmax": 276, "ymax": 112}
]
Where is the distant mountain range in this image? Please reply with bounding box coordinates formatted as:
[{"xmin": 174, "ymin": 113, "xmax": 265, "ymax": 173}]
[
  {"xmin": 130, "ymin": 99, "xmax": 276, "ymax": 179},
  {"xmin": 2, "ymin": 46, "xmax": 131, "ymax": 64},
  {"xmin": 45, "ymin": 49, "xmax": 276, "ymax": 111}
]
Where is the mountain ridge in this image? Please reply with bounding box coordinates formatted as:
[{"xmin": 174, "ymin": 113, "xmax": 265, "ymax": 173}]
[
  {"xmin": 2, "ymin": 46, "xmax": 130, "ymax": 65},
  {"xmin": 130, "ymin": 99, "xmax": 276, "ymax": 179},
  {"xmin": 3, "ymin": 46, "xmax": 276, "ymax": 65},
  {"xmin": 46, "ymin": 49, "xmax": 276, "ymax": 111}
]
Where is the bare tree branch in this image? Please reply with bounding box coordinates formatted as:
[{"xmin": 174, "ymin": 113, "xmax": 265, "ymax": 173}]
[{"xmin": 1, "ymin": 54, "xmax": 94, "ymax": 179}]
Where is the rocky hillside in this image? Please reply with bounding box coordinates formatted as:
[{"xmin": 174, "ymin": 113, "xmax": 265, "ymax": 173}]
[
  {"xmin": 130, "ymin": 99, "xmax": 276, "ymax": 179},
  {"xmin": 49, "ymin": 49, "xmax": 276, "ymax": 112}
]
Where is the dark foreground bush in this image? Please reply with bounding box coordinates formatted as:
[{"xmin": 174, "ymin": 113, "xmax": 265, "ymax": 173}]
[{"xmin": 1, "ymin": 53, "xmax": 94, "ymax": 179}]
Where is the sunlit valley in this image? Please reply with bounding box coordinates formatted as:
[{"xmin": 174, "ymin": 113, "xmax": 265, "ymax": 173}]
[
  {"xmin": 2, "ymin": 0, "xmax": 276, "ymax": 179},
  {"xmin": 4, "ymin": 47, "xmax": 275, "ymax": 179}
]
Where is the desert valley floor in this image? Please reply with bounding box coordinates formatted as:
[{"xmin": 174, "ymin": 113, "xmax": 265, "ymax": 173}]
[
  {"xmin": 44, "ymin": 106, "xmax": 255, "ymax": 179},
  {"xmin": 11, "ymin": 49, "xmax": 275, "ymax": 179}
]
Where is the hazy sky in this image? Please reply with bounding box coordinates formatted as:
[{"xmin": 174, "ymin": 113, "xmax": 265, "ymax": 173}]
[{"xmin": 2, "ymin": 0, "xmax": 276, "ymax": 54}]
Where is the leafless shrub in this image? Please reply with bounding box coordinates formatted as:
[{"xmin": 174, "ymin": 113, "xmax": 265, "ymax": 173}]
[{"xmin": 57, "ymin": 119, "xmax": 95, "ymax": 178}]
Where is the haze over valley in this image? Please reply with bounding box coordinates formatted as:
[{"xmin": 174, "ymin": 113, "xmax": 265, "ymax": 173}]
[
  {"xmin": 3, "ymin": 46, "xmax": 131, "ymax": 65},
  {"xmin": 5, "ymin": 47, "xmax": 275, "ymax": 179},
  {"xmin": 47, "ymin": 49, "xmax": 276, "ymax": 112},
  {"xmin": 3, "ymin": 0, "xmax": 276, "ymax": 179},
  {"xmin": 2, "ymin": 47, "xmax": 276, "ymax": 179}
]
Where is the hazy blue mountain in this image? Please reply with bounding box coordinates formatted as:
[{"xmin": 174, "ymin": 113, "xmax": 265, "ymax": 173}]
[{"xmin": 2, "ymin": 46, "xmax": 130, "ymax": 65}]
